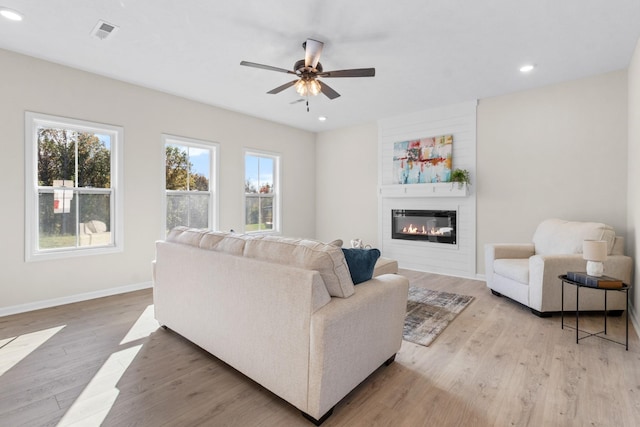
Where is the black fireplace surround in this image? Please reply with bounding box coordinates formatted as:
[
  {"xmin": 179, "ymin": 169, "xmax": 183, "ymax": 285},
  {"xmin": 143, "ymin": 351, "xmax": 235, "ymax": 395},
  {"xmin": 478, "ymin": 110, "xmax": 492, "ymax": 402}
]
[{"xmin": 392, "ymin": 209, "xmax": 457, "ymax": 244}]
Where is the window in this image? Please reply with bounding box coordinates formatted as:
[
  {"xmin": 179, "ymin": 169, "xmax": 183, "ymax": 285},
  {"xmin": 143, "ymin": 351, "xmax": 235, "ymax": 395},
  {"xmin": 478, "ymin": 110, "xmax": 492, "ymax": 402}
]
[
  {"xmin": 244, "ymin": 151, "xmax": 279, "ymax": 233},
  {"xmin": 163, "ymin": 135, "xmax": 218, "ymax": 235},
  {"xmin": 25, "ymin": 112, "xmax": 123, "ymax": 261}
]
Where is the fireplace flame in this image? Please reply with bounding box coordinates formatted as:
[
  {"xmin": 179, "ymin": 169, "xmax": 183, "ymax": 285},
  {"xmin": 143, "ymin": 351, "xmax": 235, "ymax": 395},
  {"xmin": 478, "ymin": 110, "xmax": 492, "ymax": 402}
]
[
  {"xmin": 401, "ymin": 224, "xmax": 451, "ymax": 236},
  {"xmin": 402, "ymin": 224, "xmax": 418, "ymax": 234}
]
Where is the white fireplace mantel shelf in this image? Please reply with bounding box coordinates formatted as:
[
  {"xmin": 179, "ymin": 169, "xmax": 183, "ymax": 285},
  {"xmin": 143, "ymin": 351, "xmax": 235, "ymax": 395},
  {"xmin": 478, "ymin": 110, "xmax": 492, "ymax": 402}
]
[{"xmin": 380, "ymin": 183, "xmax": 469, "ymax": 198}]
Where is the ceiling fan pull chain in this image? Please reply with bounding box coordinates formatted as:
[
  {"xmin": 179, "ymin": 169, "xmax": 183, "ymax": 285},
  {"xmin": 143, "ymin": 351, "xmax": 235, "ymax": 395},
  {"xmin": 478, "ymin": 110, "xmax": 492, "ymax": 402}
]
[{"xmin": 306, "ymin": 98, "xmax": 309, "ymax": 112}]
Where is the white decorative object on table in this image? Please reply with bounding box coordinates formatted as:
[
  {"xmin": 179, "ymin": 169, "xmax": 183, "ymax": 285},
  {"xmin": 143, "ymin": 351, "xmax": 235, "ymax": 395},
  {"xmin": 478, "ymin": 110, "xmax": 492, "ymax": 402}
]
[
  {"xmin": 583, "ymin": 239, "xmax": 607, "ymax": 277},
  {"xmin": 350, "ymin": 238, "xmax": 371, "ymax": 249}
]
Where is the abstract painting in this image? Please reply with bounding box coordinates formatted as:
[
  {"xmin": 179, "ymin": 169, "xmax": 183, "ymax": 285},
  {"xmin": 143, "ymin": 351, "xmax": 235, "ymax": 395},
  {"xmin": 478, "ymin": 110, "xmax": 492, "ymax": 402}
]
[{"xmin": 393, "ymin": 134, "xmax": 453, "ymax": 184}]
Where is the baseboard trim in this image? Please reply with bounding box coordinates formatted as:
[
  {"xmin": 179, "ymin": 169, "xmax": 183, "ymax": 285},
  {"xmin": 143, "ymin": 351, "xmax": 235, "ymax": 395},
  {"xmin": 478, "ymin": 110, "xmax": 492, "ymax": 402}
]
[
  {"xmin": 397, "ymin": 265, "xmax": 485, "ymax": 282},
  {"xmin": 0, "ymin": 281, "xmax": 153, "ymax": 317},
  {"xmin": 629, "ymin": 303, "xmax": 640, "ymax": 340}
]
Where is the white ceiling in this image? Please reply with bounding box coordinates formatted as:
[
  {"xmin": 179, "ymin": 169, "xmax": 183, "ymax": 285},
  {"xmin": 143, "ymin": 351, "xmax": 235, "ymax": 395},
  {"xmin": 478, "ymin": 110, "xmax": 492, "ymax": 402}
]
[{"xmin": 1, "ymin": 0, "xmax": 640, "ymax": 132}]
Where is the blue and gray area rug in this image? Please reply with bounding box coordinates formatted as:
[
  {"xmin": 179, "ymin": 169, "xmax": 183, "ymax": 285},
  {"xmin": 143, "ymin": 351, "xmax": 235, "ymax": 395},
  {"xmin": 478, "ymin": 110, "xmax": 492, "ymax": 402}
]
[{"xmin": 403, "ymin": 287, "xmax": 474, "ymax": 347}]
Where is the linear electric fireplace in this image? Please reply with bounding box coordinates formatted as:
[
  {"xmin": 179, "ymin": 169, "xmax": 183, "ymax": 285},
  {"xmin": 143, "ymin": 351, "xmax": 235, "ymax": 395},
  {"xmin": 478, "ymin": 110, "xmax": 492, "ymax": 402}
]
[{"xmin": 392, "ymin": 209, "xmax": 457, "ymax": 244}]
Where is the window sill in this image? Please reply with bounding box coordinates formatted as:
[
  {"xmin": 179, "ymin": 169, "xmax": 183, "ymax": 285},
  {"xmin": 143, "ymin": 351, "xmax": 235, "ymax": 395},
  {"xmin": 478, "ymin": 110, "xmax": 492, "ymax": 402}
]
[{"xmin": 26, "ymin": 245, "xmax": 123, "ymax": 262}]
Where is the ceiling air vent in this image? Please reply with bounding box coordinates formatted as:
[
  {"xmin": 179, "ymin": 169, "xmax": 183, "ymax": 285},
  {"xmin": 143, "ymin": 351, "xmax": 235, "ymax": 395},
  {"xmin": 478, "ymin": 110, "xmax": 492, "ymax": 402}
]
[{"xmin": 91, "ymin": 20, "xmax": 119, "ymax": 40}]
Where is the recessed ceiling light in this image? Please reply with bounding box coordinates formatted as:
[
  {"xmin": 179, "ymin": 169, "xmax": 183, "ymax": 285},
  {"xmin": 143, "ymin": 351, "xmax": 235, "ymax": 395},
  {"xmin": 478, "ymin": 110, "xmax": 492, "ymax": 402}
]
[
  {"xmin": 520, "ymin": 64, "xmax": 535, "ymax": 73},
  {"xmin": 318, "ymin": 116, "xmax": 327, "ymax": 122},
  {"xmin": 0, "ymin": 7, "xmax": 23, "ymax": 21}
]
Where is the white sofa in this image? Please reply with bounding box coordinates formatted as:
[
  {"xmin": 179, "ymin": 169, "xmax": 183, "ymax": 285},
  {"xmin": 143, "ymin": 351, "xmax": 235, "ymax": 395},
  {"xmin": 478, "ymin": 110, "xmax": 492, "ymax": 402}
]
[
  {"xmin": 153, "ymin": 227, "xmax": 409, "ymax": 424},
  {"xmin": 485, "ymin": 219, "xmax": 632, "ymax": 316}
]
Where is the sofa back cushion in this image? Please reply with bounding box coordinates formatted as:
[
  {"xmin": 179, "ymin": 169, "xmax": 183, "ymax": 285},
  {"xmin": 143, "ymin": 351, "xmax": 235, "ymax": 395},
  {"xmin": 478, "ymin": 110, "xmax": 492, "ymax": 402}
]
[
  {"xmin": 200, "ymin": 232, "xmax": 249, "ymax": 256},
  {"xmin": 166, "ymin": 228, "xmax": 355, "ymax": 297},
  {"xmin": 532, "ymin": 219, "xmax": 616, "ymax": 255},
  {"xmin": 167, "ymin": 226, "xmax": 206, "ymax": 246},
  {"xmin": 167, "ymin": 227, "xmax": 250, "ymax": 256},
  {"xmin": 198, "ymin": 230, "xmax": 226, "ymax": 248},
  {"xmin": 243, "ymin": 236, "xmax": 355, "ymax": 298}
]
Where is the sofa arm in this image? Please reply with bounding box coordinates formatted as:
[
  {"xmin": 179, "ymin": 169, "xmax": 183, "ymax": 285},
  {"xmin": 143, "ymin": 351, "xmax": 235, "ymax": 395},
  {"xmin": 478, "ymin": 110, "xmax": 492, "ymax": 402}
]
[
  {"xmin": 307, "ymin": 273, "xmax": 409, "ymax": 419},
  {"xmin": 484, "ymin": 243, "xmax": 534, "ymax": 287}
]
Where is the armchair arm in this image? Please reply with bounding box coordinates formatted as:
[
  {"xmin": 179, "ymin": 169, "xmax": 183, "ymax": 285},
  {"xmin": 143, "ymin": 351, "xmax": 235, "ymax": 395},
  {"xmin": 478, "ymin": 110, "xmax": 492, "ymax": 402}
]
[
  {"xmin": 528, "ymin": 254, "xmax": 632, "ymax": 312},
  {"xmin": 484, "ymin": 243, "xmax": 534, "ymax": 286},
  {"xmin": 488, "ymin": 243, "xmax": 535, "ymax": 260},
  {"xmin": 528, "ymin": 254, "xmax": 585, "ymax": 312},
  {"xmin": 602, "ymin": 255, "xmax": 633, "ymax": 284}
]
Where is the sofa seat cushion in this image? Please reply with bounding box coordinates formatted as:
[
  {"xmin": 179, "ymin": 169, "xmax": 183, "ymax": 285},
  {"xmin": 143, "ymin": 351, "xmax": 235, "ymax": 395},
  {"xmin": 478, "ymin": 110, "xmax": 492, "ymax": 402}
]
[
  {"xmin": 532, "ymin": 219, "xmax": 616, "ymax": 256},
  {"xmin": 493, "ymin": 258, "xmax": 529, "ymax": 285},
  {"xmin": 243, "ymin": 236, "xmax": 355, "ymax": 298}
]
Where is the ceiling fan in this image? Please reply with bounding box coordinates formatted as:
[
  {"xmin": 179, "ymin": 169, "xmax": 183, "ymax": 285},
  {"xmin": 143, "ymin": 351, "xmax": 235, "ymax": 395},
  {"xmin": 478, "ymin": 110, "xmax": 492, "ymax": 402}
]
[{"xmin": 240, "ymin": 38, "xmax": 375, "ymax": 105}]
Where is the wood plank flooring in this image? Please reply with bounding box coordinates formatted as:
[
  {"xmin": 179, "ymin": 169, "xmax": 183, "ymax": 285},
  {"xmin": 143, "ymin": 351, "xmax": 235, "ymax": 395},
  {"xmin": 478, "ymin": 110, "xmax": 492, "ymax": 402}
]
[{"xmin": 1, "ymin": 270, "xmax": 639, "ymax": 426}]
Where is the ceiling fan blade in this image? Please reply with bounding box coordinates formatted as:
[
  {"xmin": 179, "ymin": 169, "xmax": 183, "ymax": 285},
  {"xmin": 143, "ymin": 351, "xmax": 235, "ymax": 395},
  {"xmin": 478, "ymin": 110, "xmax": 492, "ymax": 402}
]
[
  {"xmin": 267, "ymin": 80, "xmax": 298, "ymax": 94},
  {"xmin": 240, "ymin": 61, "xmax": 295, "ymax": 74},
  {"xmin": 318, "ymin": 81, "xmax": 341, "ymax": 99},
  {"xmin": 318, "ymin": 68, "xmax": 376, "ymax": 78},
  {"xmin": 304, "ymin": 39, "xmax": 324, "ymax": 69}
]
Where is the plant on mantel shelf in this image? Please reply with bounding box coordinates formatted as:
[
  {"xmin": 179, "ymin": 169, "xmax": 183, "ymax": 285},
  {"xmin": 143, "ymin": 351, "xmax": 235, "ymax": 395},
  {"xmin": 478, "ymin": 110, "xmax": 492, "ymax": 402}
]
[{"xmin": 450, "ymin": 168, "xmax": 471, "ymax": 189}]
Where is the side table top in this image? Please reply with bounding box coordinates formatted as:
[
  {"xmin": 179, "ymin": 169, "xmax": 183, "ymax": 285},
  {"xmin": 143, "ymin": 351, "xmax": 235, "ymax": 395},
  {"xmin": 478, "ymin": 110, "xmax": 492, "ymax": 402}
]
[{"xmin": 559, "ymin": 274, "xmax": 631, "ymax": 290}]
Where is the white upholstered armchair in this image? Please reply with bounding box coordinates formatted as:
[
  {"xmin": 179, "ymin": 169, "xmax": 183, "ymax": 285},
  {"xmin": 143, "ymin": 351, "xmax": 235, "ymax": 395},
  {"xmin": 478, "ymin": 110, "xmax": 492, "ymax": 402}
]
[{"xmin": 485, "ymin": 219, "xmax": 632, "ymax": 317}]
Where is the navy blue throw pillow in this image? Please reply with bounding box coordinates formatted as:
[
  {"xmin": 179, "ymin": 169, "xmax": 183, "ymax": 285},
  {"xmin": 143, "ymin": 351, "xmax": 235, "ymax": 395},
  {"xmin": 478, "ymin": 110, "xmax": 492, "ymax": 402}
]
[{"xmin": 341, "ymin": 248, "xmax": 381, "ymax": 285}]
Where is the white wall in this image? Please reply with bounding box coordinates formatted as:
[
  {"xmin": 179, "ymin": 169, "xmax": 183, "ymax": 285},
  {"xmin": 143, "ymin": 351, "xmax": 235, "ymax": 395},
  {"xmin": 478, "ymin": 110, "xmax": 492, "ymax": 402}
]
[
  {"xmin": 627, "ymin": 38, "xmax": 640, "ymax": 324},
  {"xmin": 315, "ymin": 123, "xmax": 379, "ymax": 247},
  {"xmin": 0, "ymin": 48, "xmax": 316, "ymax": 313},
  {"xmin": 476, "ymin": 70, "xmax": 628, "ymax": 274}
]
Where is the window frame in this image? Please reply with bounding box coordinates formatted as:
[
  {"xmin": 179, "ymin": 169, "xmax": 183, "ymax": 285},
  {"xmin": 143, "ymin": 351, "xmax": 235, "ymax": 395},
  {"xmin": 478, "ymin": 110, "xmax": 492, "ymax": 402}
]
[
  {"xmin": 25, "ymin": 111, "xmax": 124, "ymax": 262},
  {"xmin": 243, "ymin": 149, "xmax": 281, "ymax": 234},
  {"xmin": 161, "ymin": 134, "xmax": 219, "ymax": 237}
]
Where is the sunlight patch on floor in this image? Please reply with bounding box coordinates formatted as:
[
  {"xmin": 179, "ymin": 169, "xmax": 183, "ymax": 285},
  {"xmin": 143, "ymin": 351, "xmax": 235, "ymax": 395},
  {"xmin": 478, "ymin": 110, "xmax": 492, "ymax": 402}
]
[
  {"xmin": 56, "ymin": 344, "xmax": 142, "ymax": 426},
  {"xmin": 0, "ymin": 325, "xmax": 65, "ymax": 376},
  {"xmin": 57, "ymin": 304, "xmax": 159, "ymax": 425},
  {"xmin": 119, "ymin": 304, "xmax": 158, "ymax": 345}
]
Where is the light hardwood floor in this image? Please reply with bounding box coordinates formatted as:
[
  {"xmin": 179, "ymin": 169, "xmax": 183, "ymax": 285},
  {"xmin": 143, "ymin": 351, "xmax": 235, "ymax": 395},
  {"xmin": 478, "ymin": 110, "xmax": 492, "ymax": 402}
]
[{"xmin": 1, "ymin": 270, "xmax": 639, "ymax": 426}]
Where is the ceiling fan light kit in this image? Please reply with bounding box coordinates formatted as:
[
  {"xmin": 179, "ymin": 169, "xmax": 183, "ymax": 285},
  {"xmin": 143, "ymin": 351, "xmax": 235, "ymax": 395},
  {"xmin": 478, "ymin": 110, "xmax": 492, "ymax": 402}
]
[
  {"xmin": 240, "ymin": 38, "xmax": 375, "ymax": 110},
  {"xmin": 295, "ymin": 78, "xmax": 321, "ymax": 96}
]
